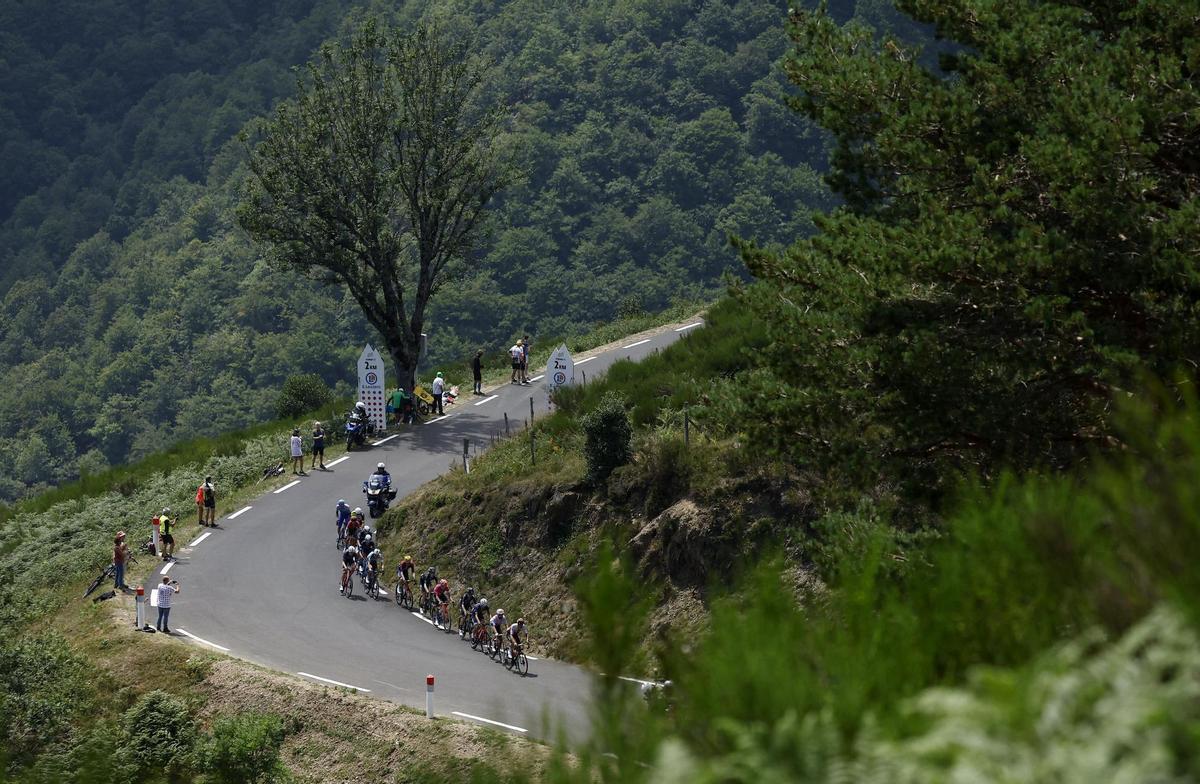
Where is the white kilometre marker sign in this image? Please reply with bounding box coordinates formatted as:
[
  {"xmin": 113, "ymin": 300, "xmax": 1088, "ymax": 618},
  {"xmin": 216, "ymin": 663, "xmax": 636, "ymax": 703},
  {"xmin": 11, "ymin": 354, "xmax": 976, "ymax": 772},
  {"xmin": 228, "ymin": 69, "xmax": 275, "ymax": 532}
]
[
  {"xmin": 545, "ymin": 344, "xmax": 575, "ymax": 394},
  {"xmin": 357, "ymin": 344, "xmax": 387, "ymax": 431}
]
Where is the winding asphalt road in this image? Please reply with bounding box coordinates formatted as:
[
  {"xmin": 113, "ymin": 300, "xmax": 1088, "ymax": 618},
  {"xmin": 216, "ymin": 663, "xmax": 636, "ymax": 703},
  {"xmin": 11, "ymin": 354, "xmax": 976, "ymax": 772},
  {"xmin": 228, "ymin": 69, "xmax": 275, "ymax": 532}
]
[{"xmin": 160, "ymin": 319, "xmax": 703, "ymax": 741}]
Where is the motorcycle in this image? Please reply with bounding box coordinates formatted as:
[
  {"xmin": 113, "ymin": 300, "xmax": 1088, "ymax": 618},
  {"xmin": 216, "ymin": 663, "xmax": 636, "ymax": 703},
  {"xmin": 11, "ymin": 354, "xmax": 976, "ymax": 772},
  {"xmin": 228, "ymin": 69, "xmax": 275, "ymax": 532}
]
[
  {"xmin": 363, "ymin": 475, "xmax": 397, "ymax": 518},
  {"xmin": 344, "ymin": 413, "xmax": 375, "ymax": 451}
]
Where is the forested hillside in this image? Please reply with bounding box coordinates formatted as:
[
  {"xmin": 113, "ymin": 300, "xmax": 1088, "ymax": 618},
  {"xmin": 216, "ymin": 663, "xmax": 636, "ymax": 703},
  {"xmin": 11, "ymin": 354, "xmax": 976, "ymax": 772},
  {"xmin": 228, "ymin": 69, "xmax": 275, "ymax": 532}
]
[
  {"xmin": 0, "ymin": 0, "xmax": 369, "ymax": 290},
  {"xmin": 0, "ymin": 0, "xmax": 907, "ymax": 504}
]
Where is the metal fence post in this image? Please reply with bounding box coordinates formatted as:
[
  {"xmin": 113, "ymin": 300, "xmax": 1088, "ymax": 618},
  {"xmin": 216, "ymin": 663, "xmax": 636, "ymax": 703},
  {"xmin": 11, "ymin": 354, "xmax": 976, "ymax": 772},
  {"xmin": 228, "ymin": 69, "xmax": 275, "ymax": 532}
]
[
  {"xmin": 463, "ymin": 438, "xmax": 470, "ymax": 474},
  {"xmin": 504, "ymin": 412, "xmax": 510, "ymax": 435}
]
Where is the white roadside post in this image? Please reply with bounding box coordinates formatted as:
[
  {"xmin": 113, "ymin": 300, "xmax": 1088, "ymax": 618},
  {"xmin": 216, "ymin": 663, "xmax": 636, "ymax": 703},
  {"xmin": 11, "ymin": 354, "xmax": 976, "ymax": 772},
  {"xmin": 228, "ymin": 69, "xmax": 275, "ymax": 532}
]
[
  {"xmin": 135, "ymin": 585, "xmax": 145, "ymax": 629},
  {"xmin": 426, "ymin": 674, "xmax": 435, "ymax": 718}
]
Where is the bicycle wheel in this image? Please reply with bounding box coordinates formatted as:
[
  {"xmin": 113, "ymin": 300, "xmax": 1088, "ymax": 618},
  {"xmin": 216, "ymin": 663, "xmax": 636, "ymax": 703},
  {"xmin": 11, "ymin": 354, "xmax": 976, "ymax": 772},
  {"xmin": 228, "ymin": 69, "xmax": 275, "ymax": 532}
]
[
  {"xmin": 403, "ymin": 586, "xmax": 413, "ymax": 610},
  {"xmin": 516, "ymin": 653, "xmax": 529, "ymax": 676},
  {"xmin": 83, "ymin": 568, "xmax": 107, "ymax": 598},
  {"xmin": 345, "ymin": 573, "xmax": 355, "ymax": 598}
]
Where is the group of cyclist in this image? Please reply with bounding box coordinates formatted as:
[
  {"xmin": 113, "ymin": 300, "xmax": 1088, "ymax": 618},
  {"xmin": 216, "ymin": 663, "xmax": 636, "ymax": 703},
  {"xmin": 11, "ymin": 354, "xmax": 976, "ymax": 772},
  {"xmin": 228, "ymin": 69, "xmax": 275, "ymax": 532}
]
[{"xmin": 334, "ymin": 480, "xmax": 529, "ymax": 660}]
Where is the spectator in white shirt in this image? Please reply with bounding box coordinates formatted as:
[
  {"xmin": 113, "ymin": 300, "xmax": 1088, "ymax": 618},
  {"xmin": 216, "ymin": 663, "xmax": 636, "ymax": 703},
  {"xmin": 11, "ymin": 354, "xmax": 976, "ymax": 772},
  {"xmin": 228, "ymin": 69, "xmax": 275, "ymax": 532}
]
[
  {"xmin": 156, "ymin": 576, "xmax": 179, "ymax": 633},
  {"xmin": 431, "ymin": 372, "xmax": 446, "ymax": 416},
  {"xmin": 290, "ymin": 429, "xmax": 305, "ymax": 475}
]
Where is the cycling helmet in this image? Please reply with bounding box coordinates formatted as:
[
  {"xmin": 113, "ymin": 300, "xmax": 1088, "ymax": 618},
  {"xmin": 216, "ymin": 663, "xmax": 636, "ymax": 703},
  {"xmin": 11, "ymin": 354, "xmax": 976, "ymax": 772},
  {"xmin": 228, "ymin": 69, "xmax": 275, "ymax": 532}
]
[
  {"xmin": 479, "ymin": 598, "xmax": 488, "ymax": 608},
  {"xmin": 353, "ymin": 507, "xmax": 362, "ymax": 515},
  {"xmin": 429, "ymin": 567, "xmax": 438, "ymax": 578},
  {"xmin": 516, "ymin": 618, "xmax": 526, "ymax": 626},
  {"xmin": 404, "ymin": 554, "xmax": 412, "ymax": 561},
  {"xmin": 377, "ymin": 462, "xmax": 386, "ymax": 470},
  {"xmin": 338, "ymin": 499, "xmax": 346, "ymax": 506},
  {"xmin": 439, "ymin": 578, "xmax": 448, "ymax": 586},
  {"xmin": 356, "ymin": 400, "xmax": 365, "ymax": 408},
  {"xmin": 497, "ymin": 608, "xmax": 506, "ymax": 616},
  {"xmin": 464, "ymin": 587, "xmax": 474, "ymax": 595},
  {"xmin": 362, "ymin": 525, "xmax": 372, "ymax": 534},
  {"xmin": 161, "ymin": 507, "xmax": 170, "ymax": 515}
]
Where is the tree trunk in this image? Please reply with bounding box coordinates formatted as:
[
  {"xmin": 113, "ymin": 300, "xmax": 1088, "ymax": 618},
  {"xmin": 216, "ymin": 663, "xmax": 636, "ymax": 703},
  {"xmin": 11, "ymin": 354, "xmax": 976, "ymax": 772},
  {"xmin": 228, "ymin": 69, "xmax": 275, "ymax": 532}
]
[{"xmin": 383, "ymin": 331, "xmax": 419, "ymax": 392}]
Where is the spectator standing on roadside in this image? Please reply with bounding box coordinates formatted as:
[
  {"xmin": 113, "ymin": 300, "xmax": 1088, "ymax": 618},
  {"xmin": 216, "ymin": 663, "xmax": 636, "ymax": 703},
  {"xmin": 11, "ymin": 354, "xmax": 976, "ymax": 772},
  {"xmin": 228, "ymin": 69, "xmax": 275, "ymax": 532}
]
[
  {"xmin": 431, "ymin": 372, "xmax": 446, "ymax": 416},
  {"xmin": 311, "ymin": 421, "xmax": 326, "ymax": 471},
  {"xmin": 472, "ymin": 350, "xmax": 483, "ymax": 395},
  {"xmin": 113, "ymin": 532, "xmax": 129, "ymax": 591},
  {"xmin": 155, "ymin": 576, "xmax": 179, "ymax": 633},
  {"xmin": 510, "ymin": 341, "xmax": 523, "ymax": 384},
  {"xmin": 521, "ymin": 335, "xmax": 532, "ymax": 385},
  {"xmin": 201, "ymin": 476, "xmax": 216, "ymax": 526},
  {"xmin": 290, "ymin": 429, "xmax": 305, "ymax": 475},
  {"xmin": 388, "ymin": 388, "xmax": 406, "ymax": 426},
  {"xmin": 159, "ymin": 507, "xmax": 176, "ymax": 561}
]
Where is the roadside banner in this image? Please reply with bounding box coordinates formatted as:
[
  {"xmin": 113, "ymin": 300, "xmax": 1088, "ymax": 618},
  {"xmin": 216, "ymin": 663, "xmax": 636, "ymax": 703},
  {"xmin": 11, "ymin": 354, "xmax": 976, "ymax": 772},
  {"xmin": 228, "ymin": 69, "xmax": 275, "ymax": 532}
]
[
  {"xmin": 357, "ymin": 345, "xmax": 387, "ymax": 430},
  {"xmin": 546, "ymin": 344, "xmax": 574, "ymax": 393}
]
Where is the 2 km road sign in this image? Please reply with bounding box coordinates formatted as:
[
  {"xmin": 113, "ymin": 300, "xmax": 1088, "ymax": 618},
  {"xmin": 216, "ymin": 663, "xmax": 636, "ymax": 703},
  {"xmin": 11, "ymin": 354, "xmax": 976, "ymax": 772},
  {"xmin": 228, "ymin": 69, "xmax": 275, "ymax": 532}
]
[{"xmin": 546, "ymin": 344, "xmax": 574, "ymax": 393}]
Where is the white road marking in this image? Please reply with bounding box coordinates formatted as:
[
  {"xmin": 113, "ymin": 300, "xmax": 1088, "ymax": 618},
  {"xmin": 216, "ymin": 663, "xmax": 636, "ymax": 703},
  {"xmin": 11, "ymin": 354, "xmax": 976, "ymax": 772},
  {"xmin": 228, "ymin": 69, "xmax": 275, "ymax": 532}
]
[
  {"xmin": 452, "ymin": 712, "xmax": 528, "ymax": 733},
  {"xmin": 297, "ymin": 672, "xmax": 371, "ymax": 692},
  {"xmin": 176, "ymin": 629, "xmax": 231, "ymax": 652},
  {"xmin": 675, "ymin": 321, "xmax": 703, "ymax": 332},
  {"xmin": 622, "ymin": 339, "xmax": 651, "ymax": 349},
  {"xmin": 227, "ymin": 506, "xmax": 252, "ymax": 520},
  {"xmin": 160, "ymin": 561, "xmax": 174, "ymax": 575},
  {"xmin": 618, "ymin": 675, "xmax": 664, "ymax": 687},
  {"xmin": 150, "ymin": 588, "xmax": 158, "ymax": 607},
  {"xmin": 273, "ymin": 480, "xmax": 301, "ymax": 494},
  {"xmin": 188, "ymin": 532, "xmax": 212, "ymax": 547},
  {"xmin": 326, "ymin": 455, "xmax": 350, "ymax": 467},
  {"xmin": 529, "ymin": 374, "xmax": 544, "ymax": 382},
  {"xmin": 576, "ymin": 356, "xmax": 597, "ymax": 365},
  {"xmin": 425, "ymin": 415, "xmax": 452, "ymax": 424},
  {"xmin": 373, "ymin": 434, "xmax": 399, "ymax": 445},
  {"xmin": 473, "ymin": 395, "xmax": 499, "ymax": 406}
]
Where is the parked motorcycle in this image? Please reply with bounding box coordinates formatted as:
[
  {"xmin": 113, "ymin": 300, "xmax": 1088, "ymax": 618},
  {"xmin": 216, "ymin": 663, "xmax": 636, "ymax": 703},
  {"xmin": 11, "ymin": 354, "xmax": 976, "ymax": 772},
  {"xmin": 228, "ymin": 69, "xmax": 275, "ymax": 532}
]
[{"xmin": 344, "ymin": 413, "xmax": 375, "ymax": 450}]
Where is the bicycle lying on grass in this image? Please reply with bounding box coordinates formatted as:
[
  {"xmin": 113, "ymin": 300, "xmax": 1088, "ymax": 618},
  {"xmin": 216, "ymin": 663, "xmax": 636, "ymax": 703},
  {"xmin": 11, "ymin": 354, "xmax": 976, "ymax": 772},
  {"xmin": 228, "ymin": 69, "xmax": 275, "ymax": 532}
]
[{"xmin": 84, "ymin": 554, "xmax": 138, "ymax": 598}]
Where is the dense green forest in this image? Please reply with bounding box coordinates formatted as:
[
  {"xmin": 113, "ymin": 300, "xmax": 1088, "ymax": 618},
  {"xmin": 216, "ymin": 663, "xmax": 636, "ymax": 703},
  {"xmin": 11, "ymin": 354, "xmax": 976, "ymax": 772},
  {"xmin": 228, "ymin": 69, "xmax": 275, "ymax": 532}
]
[{"xmin": 0, "ymin": 0, "xmax": 925, "ymax": 504}]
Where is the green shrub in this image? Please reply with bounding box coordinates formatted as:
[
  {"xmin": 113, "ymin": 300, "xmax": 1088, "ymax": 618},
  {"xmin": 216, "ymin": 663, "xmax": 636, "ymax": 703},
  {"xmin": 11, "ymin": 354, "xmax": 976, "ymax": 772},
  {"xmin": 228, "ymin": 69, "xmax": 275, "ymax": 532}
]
[
  {"xmin": 120, "ymin": 690, "xmax": 196, "ymax": 776},
  {"xmin": 200, "ymin": 713, "xmax": 290, "ymax": 784},
  {"xmin": 581, "ymin": 393, "xmax": 632, "ymax": 484},
  {"xmin": 0, "ymin": 634, "xmax": 97, "ymax": 762},
  {"xmin": 274, "ymin": 374, "xmax": 332, "ymax": 420}
]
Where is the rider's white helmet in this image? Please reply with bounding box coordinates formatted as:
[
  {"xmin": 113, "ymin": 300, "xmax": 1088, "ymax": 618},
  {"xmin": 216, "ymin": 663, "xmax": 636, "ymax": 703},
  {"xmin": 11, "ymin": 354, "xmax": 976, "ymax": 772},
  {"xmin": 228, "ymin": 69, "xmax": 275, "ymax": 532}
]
[
  {"xmin": 377, "ymin": 462, "xmax": 386, "ymax": 469},
  {"xmin": 353, "ymin": 507, "xmax": 362, "ymax": 515}
]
